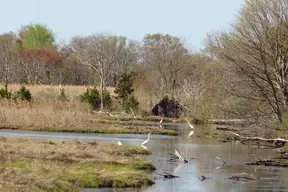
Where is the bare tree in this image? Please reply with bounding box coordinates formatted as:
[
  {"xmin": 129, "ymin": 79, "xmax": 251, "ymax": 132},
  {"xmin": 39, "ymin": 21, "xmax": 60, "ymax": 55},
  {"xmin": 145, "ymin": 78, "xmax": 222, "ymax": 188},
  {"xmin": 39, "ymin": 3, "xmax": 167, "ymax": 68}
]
[
  {"xmin": 0, "ymin": 32, "xmax": 17, "ymax": 94},
  {"xmin": 70, "ymin": 33, "xmax": 127, "ymax": 110},
  {"xmin": 142, "ymin": 33, "xmax": 188, "ymax": 96},
  {"xmin": 206, "ymin": 0, "xmax": 288, "ymax": 124},
  {"xmin": 113, "ymin": 40, "xmax": 139, "ymax": 84}
]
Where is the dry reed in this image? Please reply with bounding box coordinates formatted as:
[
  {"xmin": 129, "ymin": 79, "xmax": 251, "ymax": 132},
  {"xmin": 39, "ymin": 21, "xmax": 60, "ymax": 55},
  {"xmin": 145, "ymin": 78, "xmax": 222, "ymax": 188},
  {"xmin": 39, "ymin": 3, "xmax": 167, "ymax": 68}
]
[{"xmin": 0, "ymin": 137, "xmax": 155, "ymax": 191}]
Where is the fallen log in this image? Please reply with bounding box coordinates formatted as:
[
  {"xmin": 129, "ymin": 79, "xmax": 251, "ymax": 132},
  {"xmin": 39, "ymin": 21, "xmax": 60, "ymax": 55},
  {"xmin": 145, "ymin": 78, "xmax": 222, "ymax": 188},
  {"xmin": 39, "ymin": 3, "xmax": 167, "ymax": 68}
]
[
  {"xmin": 229, "ymin": 132, "xmax": 288, "ymax": 148},
  {"xmin": 229, "ymin": 172, "xmax": 257, "ymax": 181}
]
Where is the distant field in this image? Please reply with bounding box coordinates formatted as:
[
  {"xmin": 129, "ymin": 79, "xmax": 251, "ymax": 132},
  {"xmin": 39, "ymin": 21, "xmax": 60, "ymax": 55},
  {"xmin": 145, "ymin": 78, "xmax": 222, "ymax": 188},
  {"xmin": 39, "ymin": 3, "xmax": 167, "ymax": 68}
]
[
  {"xmin": 1, "ymin": 83, "xmax": 159, "ymax": 111},
  {"xmin": 3, "ymin": 84, "xmax": 117, "ymax": 100}
]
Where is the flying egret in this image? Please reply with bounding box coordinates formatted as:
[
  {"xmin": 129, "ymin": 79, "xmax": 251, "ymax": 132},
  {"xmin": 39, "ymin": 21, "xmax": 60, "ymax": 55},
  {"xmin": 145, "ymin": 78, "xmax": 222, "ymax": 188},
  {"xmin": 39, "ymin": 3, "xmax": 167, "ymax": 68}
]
[
  {"xmin": 216, "ymin": 156, "xmax": 226, "ymax": 164},
  {"xmin": 118, "ymin": 140, "xmax": 122, "ymax": 146},
  {"xmin": 187, "ymin": 122, "xmax": 195, "ymax": 129},
  {"xmin": 187, "ymin": 130, "xmax": 195, "ymax": 138},
  {"xmin": 141, "ymin": 133, "xmax": 151, "ymax": 145}
]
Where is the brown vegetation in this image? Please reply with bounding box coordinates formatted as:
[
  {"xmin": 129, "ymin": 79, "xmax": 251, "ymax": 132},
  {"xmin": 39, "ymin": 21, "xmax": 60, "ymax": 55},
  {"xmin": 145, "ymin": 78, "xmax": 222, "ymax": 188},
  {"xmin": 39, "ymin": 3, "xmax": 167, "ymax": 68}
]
[
  {"xmin": 0, "ymin": 94, "xmax": 177, "ymax": 135},
  {"xmin": 0, "ymin": 137, "xmax": 155, "ymax": 191}
]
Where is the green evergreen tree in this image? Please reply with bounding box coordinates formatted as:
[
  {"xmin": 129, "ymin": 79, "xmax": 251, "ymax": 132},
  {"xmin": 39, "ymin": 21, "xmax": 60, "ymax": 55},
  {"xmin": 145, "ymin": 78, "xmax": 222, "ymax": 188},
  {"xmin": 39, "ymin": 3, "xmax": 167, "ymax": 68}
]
[{"xmin": 114, "ymin": 73, "xmax": 136, "ymax": 110}]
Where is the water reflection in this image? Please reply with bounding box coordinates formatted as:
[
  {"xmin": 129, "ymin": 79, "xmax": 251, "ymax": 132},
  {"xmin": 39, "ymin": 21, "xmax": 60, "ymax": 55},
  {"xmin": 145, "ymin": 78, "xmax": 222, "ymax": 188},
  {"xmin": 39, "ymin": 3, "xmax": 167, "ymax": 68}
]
[
  {"xmin": 0, "ymin": 123, "xmax": 288, "ymax": 192},
  {"xmin": 145, "ymin": 124, "xmax": 288, "ymax": 192}
]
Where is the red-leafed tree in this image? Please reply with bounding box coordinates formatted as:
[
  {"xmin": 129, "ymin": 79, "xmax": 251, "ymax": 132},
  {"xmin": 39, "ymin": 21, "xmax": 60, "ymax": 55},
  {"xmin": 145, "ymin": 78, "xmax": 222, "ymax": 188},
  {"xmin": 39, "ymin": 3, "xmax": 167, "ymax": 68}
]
[
  {"xmin": 15, "ymin": 23, "xmax": 62, "ymax": 84},
  {"xmin": 16, "ymin": 39, "xmax": 62, "ymax": 84}
]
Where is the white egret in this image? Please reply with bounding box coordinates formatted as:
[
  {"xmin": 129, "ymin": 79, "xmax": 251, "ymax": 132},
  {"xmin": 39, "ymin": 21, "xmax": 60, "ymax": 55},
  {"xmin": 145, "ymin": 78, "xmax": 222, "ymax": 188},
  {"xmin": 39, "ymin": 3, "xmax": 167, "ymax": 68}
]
[
  {"xmin": 187, "ymin": 130, "xmax": 195, "ymax": 138},
  {"xmin": 141, "ymin": 133, "xmax": 151, "ymax": 145},
  {"xmin": 187, "ymin": 122, "xmax": 195, "ymax": 129},
  {"xmin": 159, "ymin": 118, "xmax": 163, "ymax": 124},
  {"xmin": 118, "ymin": 140, "xmax": 122, "ymax": 146},
  {"xmin": 141, "ymin": 144, "xmax": 148, "ymax": 150}
]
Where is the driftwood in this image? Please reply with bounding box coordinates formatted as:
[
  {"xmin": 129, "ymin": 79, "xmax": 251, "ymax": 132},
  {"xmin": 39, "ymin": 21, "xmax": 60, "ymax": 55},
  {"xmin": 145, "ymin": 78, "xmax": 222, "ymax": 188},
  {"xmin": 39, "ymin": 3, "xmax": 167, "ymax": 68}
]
[
  {"xmin": 246, "ymin": 157, "xmax": 288, "ymax": 167},
  {"xmin": 208, "ymin": 119, "xmax": 246, "ymax": 125},
  {"xmin": 229, "ymin": 132, "xmax": 288, "ymax": 148},
  {"xmin": 168, "ymin": 150, "xmax": 189, "ymax": 163},
  {"xmin": 155, "ymin": 170, "xmax": 180, "ymax": 179},
  {"xmin": 229, "ymin": 172, "xmax": 257, "ymax": 181},
  {"xmin": 199, "ymin": 175, "xmax": 211, "ymax": 181},
  {"xmin": 216, "ymin": 126, "xmax": 237, "ymax": 131}
]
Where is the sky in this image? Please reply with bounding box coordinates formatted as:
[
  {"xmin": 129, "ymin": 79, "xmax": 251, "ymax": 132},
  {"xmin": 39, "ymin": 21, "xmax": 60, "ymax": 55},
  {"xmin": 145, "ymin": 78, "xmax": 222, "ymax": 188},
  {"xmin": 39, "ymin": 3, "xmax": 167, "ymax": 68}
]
[{"xmin": 0, "ymin": 0, "xmax": 244, "ymax": 51}]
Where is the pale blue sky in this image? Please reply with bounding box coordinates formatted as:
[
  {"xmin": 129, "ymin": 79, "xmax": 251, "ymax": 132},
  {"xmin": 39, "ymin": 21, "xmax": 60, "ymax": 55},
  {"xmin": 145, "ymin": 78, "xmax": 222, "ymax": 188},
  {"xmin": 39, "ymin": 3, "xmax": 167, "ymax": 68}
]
[{"xmin": 0, "ymin": 0, "xmax": 243, "ymax": 50}]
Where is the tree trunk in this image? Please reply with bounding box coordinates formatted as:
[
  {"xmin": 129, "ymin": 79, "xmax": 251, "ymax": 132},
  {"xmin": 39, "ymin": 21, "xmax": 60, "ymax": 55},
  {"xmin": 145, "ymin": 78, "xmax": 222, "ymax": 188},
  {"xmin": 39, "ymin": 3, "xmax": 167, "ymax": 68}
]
[
  {"xmin": 100, "ymin": 77, "xmax": 104, "ymax": 111},
  {"xmin": 4, "ymin": 73, "xmax": 8, "ymax": 94},
  {"xmin": 4, "ymin": 62, "xmax": 8, "ymax": 94}
]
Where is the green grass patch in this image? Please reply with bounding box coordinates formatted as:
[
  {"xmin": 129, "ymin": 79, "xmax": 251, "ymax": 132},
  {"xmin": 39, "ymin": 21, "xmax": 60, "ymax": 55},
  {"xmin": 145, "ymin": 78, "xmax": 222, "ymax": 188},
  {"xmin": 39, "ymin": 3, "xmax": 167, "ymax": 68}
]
[
  {"xmin": 1, "ymin": 159, "xmax": 28, "ymax": 168},
  {"xmin": 0, "ymin": 124, "xmax": 178, "ymax": 136}
]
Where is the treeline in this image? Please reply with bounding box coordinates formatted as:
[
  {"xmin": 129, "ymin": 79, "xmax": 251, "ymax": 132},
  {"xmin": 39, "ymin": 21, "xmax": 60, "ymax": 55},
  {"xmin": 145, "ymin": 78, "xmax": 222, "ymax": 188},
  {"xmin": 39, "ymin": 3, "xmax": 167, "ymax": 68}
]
[
  {"xmin": 1, "ymin": 0, "xmax": 288, "ymax": 128},
  {"xmin": 0, "ymin": 23, "xmax": 222, "ymax": 115}
]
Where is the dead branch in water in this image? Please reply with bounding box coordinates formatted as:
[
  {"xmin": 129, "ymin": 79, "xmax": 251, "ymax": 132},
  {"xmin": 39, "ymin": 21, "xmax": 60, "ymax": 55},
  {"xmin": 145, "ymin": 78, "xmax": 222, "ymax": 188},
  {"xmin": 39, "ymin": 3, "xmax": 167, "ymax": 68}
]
[{"xmin": 229, "ymin": 132, "xmax": 288, "ymax": 148}]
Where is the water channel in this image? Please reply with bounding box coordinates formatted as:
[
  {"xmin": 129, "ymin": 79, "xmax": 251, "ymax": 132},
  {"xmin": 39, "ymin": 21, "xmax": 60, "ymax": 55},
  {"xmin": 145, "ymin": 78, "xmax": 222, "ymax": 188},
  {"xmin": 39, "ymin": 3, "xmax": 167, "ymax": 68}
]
[{"xmin": 0, "ymin": 122, "xmax": 287, "ymax": 192}]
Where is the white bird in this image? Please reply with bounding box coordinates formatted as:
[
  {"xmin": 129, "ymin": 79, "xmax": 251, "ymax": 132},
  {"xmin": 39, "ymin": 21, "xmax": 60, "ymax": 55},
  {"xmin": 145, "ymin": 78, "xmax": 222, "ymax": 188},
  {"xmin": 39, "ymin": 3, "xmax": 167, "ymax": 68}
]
[
  {"xmin": 187, "ymin": 122, "xmax": 195, "ymax": 129},
  {"xmin": 141, "ymin": 144, "xmax": 148, "ymax": 150},
  {"xmin": 187, "ymin": 130, "xmax": 195, "ymax": 138},
  {"xmin": 216, "ymin": 156, "xmax": 226, "ymax": 164},
  {"xmin": 159, "ymin": 118, "xmax": 163, "ymax": 124},
  {"xmin": 118, "ymin": 140, "xmax": 122, "ymax": 146},
  {"xmin": 141, "ymin": 133, "xmax": 151, "ymax": 145}
]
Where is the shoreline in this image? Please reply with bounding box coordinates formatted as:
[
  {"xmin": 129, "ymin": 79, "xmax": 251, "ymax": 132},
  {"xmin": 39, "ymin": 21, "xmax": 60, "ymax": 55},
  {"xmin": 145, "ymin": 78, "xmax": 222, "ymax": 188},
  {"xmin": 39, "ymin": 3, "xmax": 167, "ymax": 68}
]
[{"xmin": 0, "ymin": 124, "xmax": 178, "ymax": 136}]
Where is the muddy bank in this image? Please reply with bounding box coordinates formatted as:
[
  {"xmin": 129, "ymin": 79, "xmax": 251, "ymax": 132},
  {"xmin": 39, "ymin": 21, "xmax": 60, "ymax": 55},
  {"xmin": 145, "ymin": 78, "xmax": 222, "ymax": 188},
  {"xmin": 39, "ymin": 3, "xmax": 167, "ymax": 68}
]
[
  {"xmin": 246, "ymin": 153, "xmax": 288, "ymax": 167},
  {"xmin": 0, "ymin": 137, "xmax": 155, "ymax": 191}
]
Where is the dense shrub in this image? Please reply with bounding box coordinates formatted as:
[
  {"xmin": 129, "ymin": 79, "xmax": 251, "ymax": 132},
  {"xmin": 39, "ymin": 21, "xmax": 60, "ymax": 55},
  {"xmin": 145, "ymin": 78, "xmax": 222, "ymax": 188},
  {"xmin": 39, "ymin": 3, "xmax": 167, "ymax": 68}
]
[
  {"xmin": 16, "ymin": 86, "xmax": 32, "ymax": 101},
  {"xmin": 103, "ymin": 89, "xmax": 112, "ymax": 109},
  {"xmin": 0, "ymin": 88, "xmax": 12, "ymax": 99},
  {"xmin": 0, "ymin": 86, "xmax": 31, "ymax": 101},
  {"xmin": 80, "ymin": 87, "xmax": 112, "ymax": 110}
]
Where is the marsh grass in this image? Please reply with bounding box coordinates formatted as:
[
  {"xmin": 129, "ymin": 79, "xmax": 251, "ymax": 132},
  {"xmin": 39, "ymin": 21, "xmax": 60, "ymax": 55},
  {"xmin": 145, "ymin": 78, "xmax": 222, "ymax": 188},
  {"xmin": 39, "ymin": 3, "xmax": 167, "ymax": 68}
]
[
  {"xmin": 0, "ymin": 137, "xmax": 155, "ymax": 191},
  {"xmin": 0, "ymin": 99, "xmax": 177, "ymax": 135}
]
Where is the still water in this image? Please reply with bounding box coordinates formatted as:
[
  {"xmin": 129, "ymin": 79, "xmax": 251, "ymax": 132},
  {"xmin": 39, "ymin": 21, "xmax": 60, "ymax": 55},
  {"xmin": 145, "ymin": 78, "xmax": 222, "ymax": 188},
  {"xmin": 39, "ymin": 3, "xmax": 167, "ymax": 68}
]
[{"xmin": 0, "ymin": 123, "xmax": 287, "ymax": 192}]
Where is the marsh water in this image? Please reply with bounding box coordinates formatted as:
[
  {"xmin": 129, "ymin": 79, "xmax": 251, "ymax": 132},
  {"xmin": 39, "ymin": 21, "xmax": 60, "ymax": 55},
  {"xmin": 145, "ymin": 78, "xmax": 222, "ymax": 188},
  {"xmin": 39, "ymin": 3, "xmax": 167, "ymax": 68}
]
[{"xmin": 0, "ymin": 122, "xmax": 287, "ymax": 192}]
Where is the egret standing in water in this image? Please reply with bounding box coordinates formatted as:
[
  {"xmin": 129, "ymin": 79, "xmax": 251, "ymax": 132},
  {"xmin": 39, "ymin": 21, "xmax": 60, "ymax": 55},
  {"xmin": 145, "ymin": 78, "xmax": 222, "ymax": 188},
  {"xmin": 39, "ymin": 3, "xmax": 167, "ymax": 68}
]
[
  {"xmin": 141, "ymin": 133, "xmax": 151, "ymax": 145},
  {"xmin": 141, "ymin": 133, "xmax": 150, "ymax": 150},
  {"xmin": 159, "ymin": 118, "xmax": 163, "ymax": 128},
  {"xmin": 187, "ymin": 121, "xmax": 195, "ymax": 129}
]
